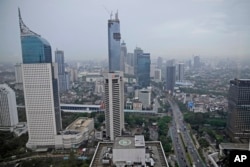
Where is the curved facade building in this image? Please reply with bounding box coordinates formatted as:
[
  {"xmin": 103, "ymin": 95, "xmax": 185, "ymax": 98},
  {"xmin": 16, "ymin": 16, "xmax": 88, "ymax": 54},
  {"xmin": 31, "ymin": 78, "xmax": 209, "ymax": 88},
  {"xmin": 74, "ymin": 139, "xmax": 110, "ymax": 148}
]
[
  {"xmin": 19, "ymin": 9, "xmax": 62, "ymax": 150},
  {"xmin": 21, "ymin": 36, "xmax": 52, "ymax": 64}
]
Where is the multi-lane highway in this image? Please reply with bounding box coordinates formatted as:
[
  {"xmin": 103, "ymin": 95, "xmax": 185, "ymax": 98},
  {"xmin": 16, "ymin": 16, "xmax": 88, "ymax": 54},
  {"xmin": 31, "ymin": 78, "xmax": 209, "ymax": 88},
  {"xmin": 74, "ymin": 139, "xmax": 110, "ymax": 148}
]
[{"xmin": 168, "ymin": 98, "xmax": 206, "ymax": 167}]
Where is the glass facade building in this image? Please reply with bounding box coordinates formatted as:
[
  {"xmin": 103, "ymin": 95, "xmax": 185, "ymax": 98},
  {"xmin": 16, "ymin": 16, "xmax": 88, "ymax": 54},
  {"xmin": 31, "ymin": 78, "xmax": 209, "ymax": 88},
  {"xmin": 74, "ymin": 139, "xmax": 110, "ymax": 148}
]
[
  {"xmin": 166, "ymin": 66, "xmax": 176, "ymax": 93},
  {"xmin": 137, "ymin": 53, "xmax": 151, "ymax": 88},
  {"xmin": 108, "ymin": 12, "xmax": 121, "ymax": 72},
  {"xmin": 226, "ymin": 79, "xmax": 250, "ymax": 140},
  {"xmin": 134, "ymin": 47, "xmax": 143, "ymax": 77},
  {"xmin": 21, "ymin": 36, "xmax": 52, "ymax": 64},
  {"xmin": 55, "ymin": 50, "xmax": 67, "ymax": 92}
]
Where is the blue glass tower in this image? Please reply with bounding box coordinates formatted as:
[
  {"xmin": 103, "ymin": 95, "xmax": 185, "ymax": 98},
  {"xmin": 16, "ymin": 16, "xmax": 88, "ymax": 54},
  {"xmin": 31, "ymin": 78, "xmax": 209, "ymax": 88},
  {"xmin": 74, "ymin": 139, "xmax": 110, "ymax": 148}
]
[
  {"xmin": 166, "ymin": 66, "xmax": 176, "ymax": 93},
  {"xmin": 137, "ymin": 53, "xmax": 151, "ymax": 88},
  {"xmin": 108, "ymin": 12, "xmax": 121, "ymax": 72}
]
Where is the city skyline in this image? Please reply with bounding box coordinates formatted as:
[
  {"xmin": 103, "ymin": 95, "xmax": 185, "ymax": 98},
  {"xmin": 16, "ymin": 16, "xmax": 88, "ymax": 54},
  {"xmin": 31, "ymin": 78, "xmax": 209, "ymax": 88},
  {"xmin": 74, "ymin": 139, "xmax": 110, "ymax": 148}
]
[{"xmin": 0, "ymin": 0, "xmax": 250, "ymax": 63}]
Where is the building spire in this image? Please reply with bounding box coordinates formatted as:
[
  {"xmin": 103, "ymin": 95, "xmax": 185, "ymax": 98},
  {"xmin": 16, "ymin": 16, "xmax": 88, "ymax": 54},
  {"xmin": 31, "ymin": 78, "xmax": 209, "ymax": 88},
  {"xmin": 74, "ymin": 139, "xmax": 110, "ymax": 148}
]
[
  {"xmin": 115, "ymin": 10, "xmax": 119, "ymax": 20},
  {"xmin": 18, "ymin": 8, "xmax": 40, "ymax": 37}
]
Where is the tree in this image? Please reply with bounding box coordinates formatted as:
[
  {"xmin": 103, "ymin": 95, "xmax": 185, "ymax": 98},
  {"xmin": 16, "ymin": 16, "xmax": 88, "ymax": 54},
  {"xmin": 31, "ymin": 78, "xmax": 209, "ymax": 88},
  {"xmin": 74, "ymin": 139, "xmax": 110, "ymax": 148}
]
[{"xmin": 97, "ymin": 113, "xmax": 105, "ymax": 123}]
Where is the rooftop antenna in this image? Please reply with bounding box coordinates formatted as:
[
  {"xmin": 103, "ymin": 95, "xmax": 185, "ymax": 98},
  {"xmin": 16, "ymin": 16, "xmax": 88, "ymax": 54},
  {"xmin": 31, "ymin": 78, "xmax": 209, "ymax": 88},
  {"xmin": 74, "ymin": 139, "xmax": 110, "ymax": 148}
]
[{"xmin": 115, "ymin": 10, "xmax": 118, "ymax": 20}]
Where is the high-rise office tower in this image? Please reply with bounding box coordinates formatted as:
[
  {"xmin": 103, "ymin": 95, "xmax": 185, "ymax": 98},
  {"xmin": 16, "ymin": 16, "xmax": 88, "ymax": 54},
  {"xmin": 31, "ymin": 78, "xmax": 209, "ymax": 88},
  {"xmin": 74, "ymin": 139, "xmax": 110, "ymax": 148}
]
[
  {"xmin": 157, "ymin": 57, "xmax": 163, "ymax": 69},
  {"xmin": 55, "ymin": 49, "xmax": 67, "ymax": 93},
  {"xmin": 166, "ymin": 59, "xmax": 175, "ymax": 66},
  {"xmin": 134, "ymin": 47, "xmax": 143, "ymax": 76},
  {"xmin": 193, "ymin": 56, "xmax": 200, "ymax": 69},
  {"xmin": 0, "ymin": 84, "xmax": 18, "ymax": 131},
  {"xmin": 137, "ymin": 53, "xmax": 151, "ymax": 88},
  {"xmin": 154, "ymin": 69, "xmax": 161, "ymax": 82},
  {"xmin": 126, "ymin": 53, "xmax": 134, "ymax": 67},
  {"xmin": 19, "ymin": 9, "xmax": 62, "ymax": 149},
  {"xmin": 150, "ymin": 63, "xmax": 156, "ymax": 78},
  {"xmin": 104, "ymin": 71, "xmax": 124, "ymax": 140},
  {"xmin": 177, "ymin": 63, "xmax": 184, "ymax": 82},
  {"xmin": 14, "ymin": 63, "xmax": 23, "ymax": 84},
  {"xmin": 166, "ymin": 66, "xmax": 176, "ymax": 93},
  {"xmin": 108, "ymin": 12, "xmax": 121, "ymax": 72},
  {"xmin": 120, "ymin": 41, "xmax": 127, "ymax": 73},
  {"xmin": 226, "ymin": 79, "xmax": 250, "ymax": 140}
]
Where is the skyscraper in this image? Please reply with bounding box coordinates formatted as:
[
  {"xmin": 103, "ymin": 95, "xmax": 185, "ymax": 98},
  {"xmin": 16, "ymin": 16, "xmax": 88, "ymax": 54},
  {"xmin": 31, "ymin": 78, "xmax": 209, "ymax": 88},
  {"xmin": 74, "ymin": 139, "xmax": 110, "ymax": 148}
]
[
  {"xmin": 154, "ymin": 69, "xmax": 162, "ymax": 82},
  {"xmin": 14, "ymin": 63, "xmax": 23, "ymax": 84},
  {"xmin": 166, "ymin": 66, "xmax": 176, "ymax": 93},
  {"xmin": 120, "ymin": 41, "xmax": 127, "ymax": 73},
  {"xmin": 0, "ymin": 84, "xmax": 18, "ymax": 131},
  {"xmin": 157, "ymin": 56, "xmax": 163, "ymax": 69},
  {"xmin": 177, "ymin": 63, "xmax": 184, "ymax": 82},
  {"xmin": 193, "ymin": 56, "xmax": 200, "ymax": 69},
  {"xmin": 108, "ymin": 12, "xmax": 121, "ymax": 72},
  {"xmin": 104, "ymin": 71, "xmax": 124, "ymax": 140},
  {"xmin": 134, "ymin": 47, "xmax": 143, "ymax": 76},
  {"xmin": 19, "ymin": 9, "xmax": 62, "ymax": 149},
  {"xmin": 226, "ymin": 79, "xmax": 250, "ymax": 140},
  {"xmin": 55, "ymin": 49, "xmax": 67, "ymax": 93},
  {"xmin": 137, "ymin": 53, "xmax": 151, "ymax": 88}
]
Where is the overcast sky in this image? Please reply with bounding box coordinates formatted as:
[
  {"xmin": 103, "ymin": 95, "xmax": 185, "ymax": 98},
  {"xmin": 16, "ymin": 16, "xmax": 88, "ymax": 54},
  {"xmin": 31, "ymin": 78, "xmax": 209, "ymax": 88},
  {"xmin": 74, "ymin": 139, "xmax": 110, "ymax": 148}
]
[{"xmin": 0, "ymin": 0, "xmax": 250, "ymax": 63}]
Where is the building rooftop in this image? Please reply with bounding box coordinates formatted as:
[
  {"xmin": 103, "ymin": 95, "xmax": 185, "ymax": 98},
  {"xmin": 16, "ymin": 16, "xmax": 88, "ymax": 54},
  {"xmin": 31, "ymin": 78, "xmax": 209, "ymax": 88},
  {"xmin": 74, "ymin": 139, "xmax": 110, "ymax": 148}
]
[
  {"xmin": 65, "ymin": 117, "xmax": 93, "ymax": 132},
  {"xmin": 219, "ymin": 143, "xmax": 250, "ymax": 151},
  {"xmin": 90, "ymin": 139, "xmax": 169, "ymax": 167},
  {"xmin": 113, "ymin": 135, "xmax": 145, "ymax": 149}
]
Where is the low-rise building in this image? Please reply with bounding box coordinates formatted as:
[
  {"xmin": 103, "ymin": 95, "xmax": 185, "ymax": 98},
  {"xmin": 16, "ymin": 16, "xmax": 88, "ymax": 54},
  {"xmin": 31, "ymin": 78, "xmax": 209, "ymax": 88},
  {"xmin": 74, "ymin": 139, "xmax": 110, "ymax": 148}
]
[
  {"xmin": 61, "ymin": 117, "xmax": 94, "ymax": 149},
  {"xmin": 133, "ymin": 100, "xmax": 143, "ymax": 110},
  {"xmin": 90, "ymin": 135, "xmax": 169, "ymax": 167}
]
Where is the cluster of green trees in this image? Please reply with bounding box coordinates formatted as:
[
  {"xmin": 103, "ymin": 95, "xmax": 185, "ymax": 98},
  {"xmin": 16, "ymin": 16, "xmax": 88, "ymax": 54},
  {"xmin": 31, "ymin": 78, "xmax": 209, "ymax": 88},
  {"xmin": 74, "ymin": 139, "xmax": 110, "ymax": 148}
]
[
  {"xmin": 0, "ymin": 132, "xmax": 28, "ymax": 161},
  {"xmin": 198, "ymin": 138, "xmax": 210, "ymax": 148},
  {"xmin": 206, "ymin": 129, "xmax": 223, "ymax": 143},
  {"xmin": 180, "ymin": 87, "xmax": 227, "ymax": 96},
  {"xmin": 157, "ymin": 116, "xmax": 172, "ymax": 154},
  {"xmin": 20, "ymin": 155, "xmax": 90, "ymax": 167},
  {"xmin": 184, "ymin": 112, "xmax": 226, "ymax": 128},
  {"xmin": 125, "ymin": 113, "xmax": 145, "ymax": 128}
]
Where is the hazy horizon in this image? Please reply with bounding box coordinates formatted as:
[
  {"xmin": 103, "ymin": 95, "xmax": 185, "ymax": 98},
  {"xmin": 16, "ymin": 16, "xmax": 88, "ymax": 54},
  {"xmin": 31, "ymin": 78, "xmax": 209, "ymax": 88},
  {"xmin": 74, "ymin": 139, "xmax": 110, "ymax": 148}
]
[{"xmin": 0, "ymin": 0, "xmax": 250, "ymax": 63}]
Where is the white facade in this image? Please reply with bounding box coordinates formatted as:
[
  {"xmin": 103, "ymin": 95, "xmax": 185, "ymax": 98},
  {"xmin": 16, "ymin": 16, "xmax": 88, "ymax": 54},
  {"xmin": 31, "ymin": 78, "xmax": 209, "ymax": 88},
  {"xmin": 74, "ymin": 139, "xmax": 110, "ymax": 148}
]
[
  {"xmin": 124, "ymin": 63, "xmax": 134, "ymax": 75},
  {"xmin": 113, "ymin": 136, "xmax": 146, "ymax": 166},
  {"xmin": 70, "ymin": 68, "xmax": 78, "ymax": 82},
  {"xmin": 138, "ymin": 89, "xmax": 151, "ymax": 109},
  {"xmin": 62, "ymin": 117, "xmax": 94, "ymax": 149},
  {"xmin": 104, "ymin": 72, "xmax": 124, "ymax": 141},
  {"xmin": 0, "ymin": 84, "xmax": 18, "ymax": 130},
  {"xmin": 22, "ymin": 63, "xmax": 59, "ymax": 149},
  {"xmin": 95, "ymin": 79, "xmax": 104, "ymax": 94},
  {"xmin": 150, "ymin": 63, "xmax": 156, "ymax": 78},
  {"xmin": 15, "ymin": 63, "xmax": 23, "ymax": 84},
  {"xmin": 154, "ymin": 68, "xmax": 161, "ymax": 82}
]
